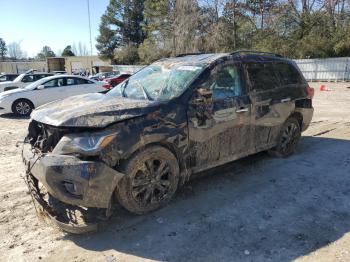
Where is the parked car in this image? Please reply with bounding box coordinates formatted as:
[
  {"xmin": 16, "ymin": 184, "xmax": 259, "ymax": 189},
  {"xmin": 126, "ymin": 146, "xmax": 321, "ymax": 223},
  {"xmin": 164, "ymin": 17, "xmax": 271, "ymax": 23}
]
[
  {"xmin": 0, "ymin": 73, "xmax": 19, "ymax": 82},
  {"xmin": 89, "ymin": 71, "xmax": 119, "ymax": 81},
  {"xmin": 0, "ymin": 75, "xmax": 108, "ymax": 116},
  {"xmin": 0, "ymin": 72, "xmax": 53, "ymax": 92},
  {"xmin": 22, "ymin": 51, "xmax": 314, "ymax": 233},
  {"xmin": 104, "ymin": 73, "xmax": 132, "ymax": 87}
]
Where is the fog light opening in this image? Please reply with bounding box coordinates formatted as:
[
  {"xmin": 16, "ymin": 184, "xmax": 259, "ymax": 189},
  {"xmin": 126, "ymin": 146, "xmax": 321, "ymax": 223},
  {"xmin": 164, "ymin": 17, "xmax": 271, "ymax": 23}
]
[{"xmin": 62, "ymin": 181, "xmax": 82, "ymax": 197}]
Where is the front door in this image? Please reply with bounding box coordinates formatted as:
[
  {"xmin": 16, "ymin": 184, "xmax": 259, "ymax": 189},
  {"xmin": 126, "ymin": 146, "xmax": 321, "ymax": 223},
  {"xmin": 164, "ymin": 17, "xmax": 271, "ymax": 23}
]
[
  {"xmin": 187, "ymin": 63, "xmax": 253, "ymax": 171},
  {"xmin": 34, "ymin": 77, "xmax": 67, "ymax": 106}
]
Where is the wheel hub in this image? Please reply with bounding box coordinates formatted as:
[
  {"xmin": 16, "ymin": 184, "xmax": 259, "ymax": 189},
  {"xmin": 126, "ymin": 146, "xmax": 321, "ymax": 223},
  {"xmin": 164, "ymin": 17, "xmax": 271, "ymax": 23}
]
[
  {"xmin": 16, "ymin": 102, "xmax": 30, "ymax": 115},
  {"xmin": 131, "ymin": 159, "xmax": 171, "ymax": 205}
]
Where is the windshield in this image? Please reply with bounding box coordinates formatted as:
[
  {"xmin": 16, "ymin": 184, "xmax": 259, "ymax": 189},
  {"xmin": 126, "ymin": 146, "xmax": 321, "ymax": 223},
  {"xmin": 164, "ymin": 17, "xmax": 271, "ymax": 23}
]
[
  {"xmin": 13, "ymin": 74, "xmax": 25, "ymax": 82},
  {"xmin": 108, "ymin": 63, "xmax": 204, "ymax": 101},
  {"xmin": 23, "ymin": 81, "xmax": 40, "ymax": 89}
]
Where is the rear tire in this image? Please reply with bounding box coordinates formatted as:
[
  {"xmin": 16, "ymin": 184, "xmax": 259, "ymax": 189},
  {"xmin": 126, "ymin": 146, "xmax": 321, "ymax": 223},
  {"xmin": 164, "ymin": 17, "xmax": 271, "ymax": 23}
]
[
  {"xmin": 115, "ymin": 146, "xmax": 180, "ymax": 214},
  {"xmin": 12, "ymin": 99, "xmax": 34, "ymax": 117},
  {"xmin": 268, "ymin": 117, "xmax": 301, "ymax": 158}
]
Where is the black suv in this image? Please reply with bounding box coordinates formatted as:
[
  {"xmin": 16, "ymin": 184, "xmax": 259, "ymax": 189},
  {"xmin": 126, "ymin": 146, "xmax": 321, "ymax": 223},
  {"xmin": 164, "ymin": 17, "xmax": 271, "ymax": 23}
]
[{"xmin": 22, "ymin": 51, "xmax": 314, "ymax": 233}]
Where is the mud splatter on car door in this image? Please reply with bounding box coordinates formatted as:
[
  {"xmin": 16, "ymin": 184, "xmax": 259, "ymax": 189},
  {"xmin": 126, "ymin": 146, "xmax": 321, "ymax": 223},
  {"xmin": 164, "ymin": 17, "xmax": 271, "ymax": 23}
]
[{"xmin": 187, "ymin": 62, "xmax": 253, "ymax": 170}]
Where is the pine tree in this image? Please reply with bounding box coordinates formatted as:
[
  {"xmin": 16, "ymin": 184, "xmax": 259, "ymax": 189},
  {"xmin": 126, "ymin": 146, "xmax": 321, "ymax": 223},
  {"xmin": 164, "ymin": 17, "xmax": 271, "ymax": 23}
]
[
  {"xmin": 61, "ymin": 45, "xmax": 75, "ymax": 56},
  {"xmin": 0, "ymin": 38, "xmax": 7, "ymax": 60},
  {"xmin": 96, "ymin": 0, "xmax": 146, "ymax": 61}
]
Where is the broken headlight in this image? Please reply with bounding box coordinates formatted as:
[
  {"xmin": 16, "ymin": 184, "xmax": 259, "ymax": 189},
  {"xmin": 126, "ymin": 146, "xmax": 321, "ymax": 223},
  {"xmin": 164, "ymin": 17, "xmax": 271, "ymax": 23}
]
[{"xmin": 52, "ymin": 131, "xmax": 117, "ymax": 156}]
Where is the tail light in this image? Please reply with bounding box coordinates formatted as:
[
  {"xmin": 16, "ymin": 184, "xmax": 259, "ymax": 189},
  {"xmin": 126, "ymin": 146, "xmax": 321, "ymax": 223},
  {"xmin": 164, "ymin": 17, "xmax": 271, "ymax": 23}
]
[
  {"xmin": 306, "ymin": 86, "xmax": 314, "ymax": 99},
  {"xmin": 102, "ymin": 84, "xmax": 112, "ymax": 89}
]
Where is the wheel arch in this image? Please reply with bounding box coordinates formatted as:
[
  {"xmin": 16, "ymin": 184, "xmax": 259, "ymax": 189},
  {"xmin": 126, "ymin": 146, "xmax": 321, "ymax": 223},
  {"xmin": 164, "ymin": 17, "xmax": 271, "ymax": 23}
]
[
  {"xmin": 289, "ymin": 111, "xmax": 303, "ymax": 129},
  {"xmin": 11, "ymin": 98, "xmax": 35, "ymax": 113},
  {"xmin": 120, "ymin": 141, "xmax": 186, "ymax": 175}
]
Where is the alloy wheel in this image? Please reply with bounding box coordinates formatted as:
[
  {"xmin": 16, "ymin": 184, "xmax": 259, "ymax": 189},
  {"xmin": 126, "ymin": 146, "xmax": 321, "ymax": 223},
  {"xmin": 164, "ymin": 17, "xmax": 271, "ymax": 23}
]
[
  {"xmin": 15, "ymin": 101, "xmax": 31, "ymax": 115},
  {"xmin": 131, "ymin": 159, "xmax": 172, "ymax": 206}
]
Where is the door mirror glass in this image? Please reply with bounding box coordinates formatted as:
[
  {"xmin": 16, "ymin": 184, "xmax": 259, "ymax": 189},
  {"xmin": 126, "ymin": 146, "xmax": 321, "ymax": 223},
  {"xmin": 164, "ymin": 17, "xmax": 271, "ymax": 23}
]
[{"xmin": 37, "ymin": 85, "xmax": 45, "ymax": 90}]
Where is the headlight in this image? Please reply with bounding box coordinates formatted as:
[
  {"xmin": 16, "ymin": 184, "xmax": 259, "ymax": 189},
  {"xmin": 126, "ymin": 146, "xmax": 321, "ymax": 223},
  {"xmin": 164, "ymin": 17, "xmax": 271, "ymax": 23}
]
[{"xmin": 52, "ymin": 131, "xmax": 117, "ymax": 155}]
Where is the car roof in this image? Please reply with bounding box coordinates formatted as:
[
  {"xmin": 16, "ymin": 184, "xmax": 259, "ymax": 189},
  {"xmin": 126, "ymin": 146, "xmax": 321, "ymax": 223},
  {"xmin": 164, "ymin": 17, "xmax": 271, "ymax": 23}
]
[
  {"xmin": 37, "ymin": 74, "xmax": 92, "ymax": 81},
  {"xmin": 156, "ymin": 52, "xmax": 291, "ymax": 67},
  {"xmin": 156, "ymin": 53, "xmax": 229, "ymax": 66}
]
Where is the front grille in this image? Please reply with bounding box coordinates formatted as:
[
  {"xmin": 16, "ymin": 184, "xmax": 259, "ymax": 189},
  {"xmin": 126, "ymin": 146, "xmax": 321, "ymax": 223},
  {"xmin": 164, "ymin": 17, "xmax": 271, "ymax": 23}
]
[{"xmin": 27, "ymin": 121, "xmax": 71, "ymax": 153}]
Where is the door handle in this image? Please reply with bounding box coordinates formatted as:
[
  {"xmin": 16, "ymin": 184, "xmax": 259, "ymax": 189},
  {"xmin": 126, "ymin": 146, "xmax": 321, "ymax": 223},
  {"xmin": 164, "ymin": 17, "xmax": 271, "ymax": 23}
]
[
  {"xmin": 236, "ymin": 107, "xmax": 249, "ymax": 113},
  {"xmin": 281, "ymin": 98, "xmax": 291, "ymax": 103}
]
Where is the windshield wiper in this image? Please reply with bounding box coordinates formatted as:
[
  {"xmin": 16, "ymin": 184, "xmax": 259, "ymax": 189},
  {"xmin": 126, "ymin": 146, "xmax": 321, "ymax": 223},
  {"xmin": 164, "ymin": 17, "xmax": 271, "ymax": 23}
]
[
  {"xmin": 121, "ymin": 79, "xmax": 129, "ymax": 98},
  {"xmin": 135, "ymin": 80, "xmax": 152, "ymax": 101}
]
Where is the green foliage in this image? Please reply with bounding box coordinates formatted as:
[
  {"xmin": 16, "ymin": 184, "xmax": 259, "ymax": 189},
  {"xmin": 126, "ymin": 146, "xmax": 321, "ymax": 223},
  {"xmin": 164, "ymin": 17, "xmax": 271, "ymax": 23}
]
[
  {"xmin": 114, "ymin": 45, "xmax": 140, "ymax": 64},
  {"xmin": 96, "ymin": 0, "xmax": 146, "ymax": 61},
  {"xmin": 97, "ymin": 0, "xmax": 350, "ymax": 64},
  {"xmin": 0, "ymin": 38, "xmax": 7, "ymax": 59},
  {"xmin": 36, "ymin": 46, "xmax": 55, "ymax": 60},
  {"xmin": 138, "ymin": 38, "xmax": 172, "ymax": 64},
  {"xmin": 61, "ymin": 45, "xmax": 75, "ymax": 56}
]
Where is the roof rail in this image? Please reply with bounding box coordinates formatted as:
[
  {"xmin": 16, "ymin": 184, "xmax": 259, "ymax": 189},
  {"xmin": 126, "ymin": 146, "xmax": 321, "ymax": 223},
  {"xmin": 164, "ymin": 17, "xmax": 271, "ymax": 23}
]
[
  {"xmin": 231, "ymin": 50, "xmax": 283, "ymax": 58},
  {"xmin": 175, "ymin": 52, "xmax": 204, "ymax": 57}
]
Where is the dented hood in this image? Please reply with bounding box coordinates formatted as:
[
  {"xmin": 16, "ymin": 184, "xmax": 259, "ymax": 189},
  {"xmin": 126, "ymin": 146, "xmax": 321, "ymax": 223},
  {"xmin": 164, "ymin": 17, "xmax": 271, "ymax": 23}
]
[{"xmin": 31, "ymin": 93, "xmax": 157, "ymax": 128}]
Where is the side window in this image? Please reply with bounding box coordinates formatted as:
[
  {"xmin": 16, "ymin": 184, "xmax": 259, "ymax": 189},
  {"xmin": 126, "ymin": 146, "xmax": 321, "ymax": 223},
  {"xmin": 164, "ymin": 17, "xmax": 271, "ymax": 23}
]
[
  {"xmin": 34, "ymin": 75, "xmax": 42, "ymax": 81},
  {"xmin": 22, "ymin": 75, "xmax": 34, "ymax": 83},
  {"xmin": 66, "ymin": 78, "xmax": 78, "ymax": 86},
  {"xmin": 43, "ymin": 78, "xmax": 64, "ymax": 88},
  {"xmin": 66, "ymin": 78, "xmax": 89, "ymax": 85},
  {"xmin": 200, "ymin": 64, "xmax": 242, "ymax": 99},
  {"xmin": 246, "ymin": 63, "xmax": 280, "ymax": 92},
  {"xmin": 274, "ymin": 63, "xmax": 302, "ymax": 85}
]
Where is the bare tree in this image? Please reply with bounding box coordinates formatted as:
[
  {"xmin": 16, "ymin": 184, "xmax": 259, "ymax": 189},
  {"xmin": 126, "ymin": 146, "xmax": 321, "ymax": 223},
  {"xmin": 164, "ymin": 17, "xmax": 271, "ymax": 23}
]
[
  {"xmin": 7, "ymin": 41, "xmax": 24, "ymax": 59},
  {"xmin": 72, "ymin": 42, "xmax": 89, "ymax": 56}
]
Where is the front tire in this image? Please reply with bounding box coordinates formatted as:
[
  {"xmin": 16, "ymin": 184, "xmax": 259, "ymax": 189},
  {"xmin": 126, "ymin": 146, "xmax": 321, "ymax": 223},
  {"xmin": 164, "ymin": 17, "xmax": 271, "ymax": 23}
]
[
  {"xmin": 12, "ymin": 99, "xmax": 34, "ymax": 116},
  {"xmin": 116, "ymin": 146, "xmax": 180, "ymax": 214},
  {"xmin": 269, "ymin": 117, "xmax": 301, "ymax": 158}
]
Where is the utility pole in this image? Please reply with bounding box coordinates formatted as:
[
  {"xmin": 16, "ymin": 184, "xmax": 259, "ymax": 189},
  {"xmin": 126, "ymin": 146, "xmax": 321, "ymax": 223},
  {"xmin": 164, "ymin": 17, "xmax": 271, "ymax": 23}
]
[{"xmin": 87, "ymin": 0, "xmax": 93, "ymax": 56}]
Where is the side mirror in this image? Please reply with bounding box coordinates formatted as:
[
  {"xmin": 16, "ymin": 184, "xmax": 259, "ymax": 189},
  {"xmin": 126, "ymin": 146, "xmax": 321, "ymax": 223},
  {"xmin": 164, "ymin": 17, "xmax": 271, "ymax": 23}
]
[
  {"xmin": 37, "ymin": 85, "xmax": 45, "ymax": 90},
  {"xmin": 197, "ymin": 88, "xmax": 212, "ymax": 98}
]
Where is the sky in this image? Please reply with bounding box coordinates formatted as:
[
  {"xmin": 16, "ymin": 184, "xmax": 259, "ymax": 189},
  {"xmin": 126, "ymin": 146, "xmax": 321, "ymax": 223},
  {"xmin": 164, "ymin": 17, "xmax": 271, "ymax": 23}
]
[{"xmin": 0, "ymin": 0, "xmax": 110, "ymax": 57}]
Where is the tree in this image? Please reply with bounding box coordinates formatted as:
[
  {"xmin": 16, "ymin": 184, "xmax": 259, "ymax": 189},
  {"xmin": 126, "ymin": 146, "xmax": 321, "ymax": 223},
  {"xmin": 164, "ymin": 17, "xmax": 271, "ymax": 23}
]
[
  {"xmin": 7, "ymin": 42, "xmax": 24, "ymax": 59},
  {"xmin": 96, "ymin": 0, "xmax": 146, "ymax": 60},
  {"xmin": 72, "ymin": 42, "xmax": 89, "ymax": 56},
  {"xmin": 0, "ymin": 38, "xmax": 7, "ymax": 60},
  {"xmin": 36, "ymin": 46, "xmax": 56, "ymax": 60},
  {"xmin": 95, "ymin": 0, "xmax": 350, "ymax": 62},
  {"xmin": 61, "ymin": 45, "xmax": 75, "ymax": 56}
]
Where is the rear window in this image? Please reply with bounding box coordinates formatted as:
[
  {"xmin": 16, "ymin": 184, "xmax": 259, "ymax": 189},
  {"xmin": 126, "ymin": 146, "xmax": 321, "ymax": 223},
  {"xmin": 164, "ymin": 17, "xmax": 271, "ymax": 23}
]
[
  {"xmin": 274, "ymin": 63, "xmax": 303, "ymax": 85},
  {"xmin": 246, "ymin": 62, "xmax": 280, "ymax": 91}
]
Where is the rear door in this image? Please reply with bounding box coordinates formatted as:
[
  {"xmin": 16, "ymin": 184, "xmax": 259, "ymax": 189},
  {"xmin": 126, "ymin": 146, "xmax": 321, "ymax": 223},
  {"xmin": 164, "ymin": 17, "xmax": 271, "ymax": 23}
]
[
  {"xmin": 188, "ymin": 62, "xmax": 253, "ymax": 170},
  {"xmin": 245, "ymin": 62, "xmax": 294, "ymax": 150},
  {"xmin": 65, "ymin": 77, "xmax": 103, "ymax": 96}
]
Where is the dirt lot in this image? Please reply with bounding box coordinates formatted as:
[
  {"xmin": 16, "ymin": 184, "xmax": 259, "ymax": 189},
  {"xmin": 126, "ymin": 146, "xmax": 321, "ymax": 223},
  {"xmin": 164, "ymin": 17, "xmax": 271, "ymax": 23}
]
[{"xmin": 1, "ymin": 82, "xmax": 350, "ymax": 262}]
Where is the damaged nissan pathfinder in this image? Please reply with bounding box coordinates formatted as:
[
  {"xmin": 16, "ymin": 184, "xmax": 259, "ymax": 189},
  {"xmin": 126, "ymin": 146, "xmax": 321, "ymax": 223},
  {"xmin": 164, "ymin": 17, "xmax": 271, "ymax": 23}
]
[{"xmin": 22, "ymin": 51, "xmax": 314, "ymax": 233}]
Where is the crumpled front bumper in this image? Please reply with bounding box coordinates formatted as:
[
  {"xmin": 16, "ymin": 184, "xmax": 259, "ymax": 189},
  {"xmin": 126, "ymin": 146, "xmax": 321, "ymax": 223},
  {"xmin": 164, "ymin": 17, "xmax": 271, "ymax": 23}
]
[{"xmin": 22, "ymin": 142, "xmax": 125, "ymax": 233}]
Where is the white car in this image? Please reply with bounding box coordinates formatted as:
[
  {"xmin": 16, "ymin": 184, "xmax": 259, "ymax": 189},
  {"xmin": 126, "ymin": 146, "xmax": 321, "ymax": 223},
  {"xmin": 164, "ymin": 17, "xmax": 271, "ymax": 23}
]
[
  {"xmin": 0, "ymin": 75, "xmax": 108, "ymax": 116},
  {"xmin": 0, "ymin": 72, "xmax": 53, "ymax": 92}
]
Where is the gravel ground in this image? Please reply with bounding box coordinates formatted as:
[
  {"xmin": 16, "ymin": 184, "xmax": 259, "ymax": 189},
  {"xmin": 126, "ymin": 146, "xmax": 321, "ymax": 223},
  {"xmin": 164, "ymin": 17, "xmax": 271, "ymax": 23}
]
[{"xmin": 0, "ymin": 82, "xmax": 350, "ymax": 262}]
